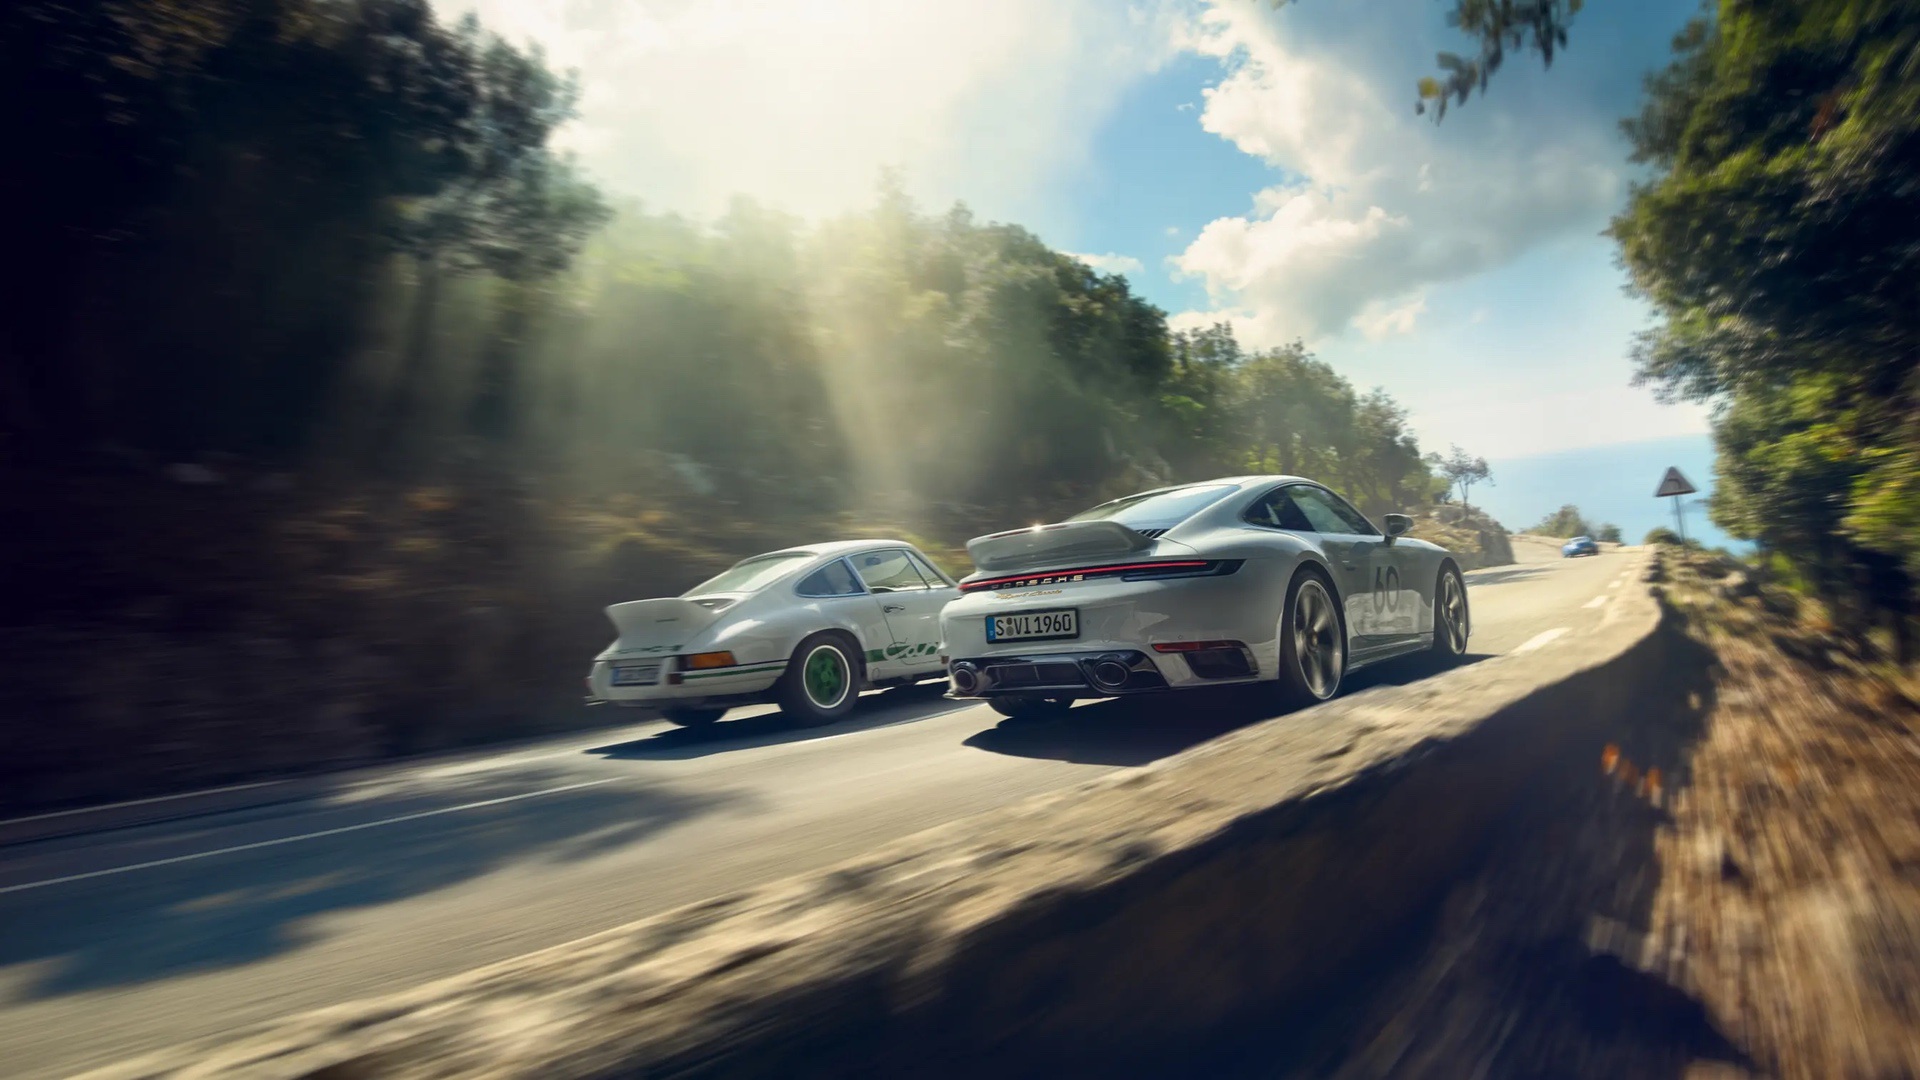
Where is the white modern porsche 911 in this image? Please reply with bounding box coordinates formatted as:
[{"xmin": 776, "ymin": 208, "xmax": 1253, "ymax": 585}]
[
  {"xmin": 586, "ymin": 540, "xmax": 958, "ymax": 727},
  {"xmin": 940, "ymin": 476, "xmax": 1471, "ymax": 719}
]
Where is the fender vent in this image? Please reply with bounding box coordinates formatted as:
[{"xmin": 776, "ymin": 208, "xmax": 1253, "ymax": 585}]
[{"xmin": 1134, "ymin": 528, "xmax": 1169, "ymax": 539}]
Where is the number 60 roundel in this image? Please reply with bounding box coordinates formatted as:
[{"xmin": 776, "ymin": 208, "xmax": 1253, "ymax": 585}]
[{"xmin": 1371, "ymin": 565, "xmax": 1401, "ymax": 614}]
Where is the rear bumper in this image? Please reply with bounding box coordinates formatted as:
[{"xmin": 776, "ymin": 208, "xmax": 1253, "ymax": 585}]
[
  {"xmin": 939, "ymin": 568, "xmax": 1283, "ymax": 695},
  {"xmin": 946, "ymin": 649, "xmax": 1165, "ymax": 699},
  {"xmin": 585, "ymin": 658, "xmax": 786, "ymax": 706},
  {"xmin": 945, "ymin": 641, "xmax": 1260, "ymax": 700}
]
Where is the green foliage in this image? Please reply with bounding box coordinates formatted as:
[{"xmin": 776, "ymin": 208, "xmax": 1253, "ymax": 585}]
[
  {"xmin": 1533, "ymin": 504, "xmax": 1592, "ymax": 538},
  {"xmin": 1596, "ymin": 523, "xmax": 1624, "ymax": 544},
  {"xmin": 1612, "ymin": 0, "xmax": 1920, "ymax": 646},
  {"xmin": 533, "ymin": 188, "xmax": 1447, "ymax": 526},
  {"xmin": 1427, "ymin": 445, "xmax": 1493, "ymax": 507},
  {"xmin": 0, "ymin": 1, "xmax": 1460, "ymax": 540},
  {"xmin": 1276, "ymin": 0, "xmax": 1585, "ymax": 119},
  {"xmin": 1, "ymin": 0, "xmax": 603, "ymax": 458}
]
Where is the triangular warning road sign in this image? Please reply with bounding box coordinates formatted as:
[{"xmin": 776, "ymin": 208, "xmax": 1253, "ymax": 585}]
[{"xmin": 1655, "ymin": 466, "xmax": 1697, "ymax": 498}]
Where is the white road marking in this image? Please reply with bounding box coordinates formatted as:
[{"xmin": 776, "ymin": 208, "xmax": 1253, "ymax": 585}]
[
  {"xmin": 0, "ymin": 781, "xmax": 286, "ymax": 828},
  {"xmin": 0, "ymin": 779, "xmax": 619, "ymax": 896},
  {"xmin": 1512, "ymin": 628, "xmax": 1570, "ymax": 655},
  {"xmin": 1608, "ymin": 578, "xmax": 1623, "ymax": 589},
  {"xmin": 1583, "ymin": 595, "xmax": 1610, "ymax": 609}
]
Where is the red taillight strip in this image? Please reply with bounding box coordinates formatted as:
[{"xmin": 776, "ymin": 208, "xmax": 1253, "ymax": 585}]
[{"xmin": 959, "ymin": 560, "xmax": 1210, "ymax": 593}]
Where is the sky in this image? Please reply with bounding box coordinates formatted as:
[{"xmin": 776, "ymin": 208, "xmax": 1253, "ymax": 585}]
[{"xmin": 440, "ymin": 0, "xmax": 1718, "ymax": 531}]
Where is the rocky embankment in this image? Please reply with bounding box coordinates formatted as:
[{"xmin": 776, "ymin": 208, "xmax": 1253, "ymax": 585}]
[{"xmin": 1409, "ymin": 503, "xmax": 1515, "ymax": 570}]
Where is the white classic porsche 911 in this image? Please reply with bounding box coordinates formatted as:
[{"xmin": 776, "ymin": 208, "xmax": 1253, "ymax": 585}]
[
  {"xmin": 586, "ymin": 540, "xmax": 958, "ymax": 727},
  {"xmin": 940, "ymin": 476, "xmax": 1471, "ymax": 719}
]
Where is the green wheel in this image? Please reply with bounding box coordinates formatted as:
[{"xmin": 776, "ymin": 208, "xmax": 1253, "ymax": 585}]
[{"xmin": 776, "ymin": 632, "xmax": 862, "ymax": 727}]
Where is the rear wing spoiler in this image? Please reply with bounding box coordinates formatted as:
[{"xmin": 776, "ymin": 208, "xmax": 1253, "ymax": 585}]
[{"xmin": 963, "ymin": 520, "xmax": 1154, "ymax": 575}]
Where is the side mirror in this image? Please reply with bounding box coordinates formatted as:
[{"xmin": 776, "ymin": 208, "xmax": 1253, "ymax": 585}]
[{"xmin": 1383, "ymin": 514, "xmax": 1413, "ymax": 541}]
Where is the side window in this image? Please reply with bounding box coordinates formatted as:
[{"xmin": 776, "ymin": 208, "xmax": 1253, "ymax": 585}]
[
  {"xmin": 1283, "ymin": 486, "xmax": 1375, "ymax": 535},
  {"xmin": 852, "ymin": 549, "xmax": 933, "ymax": 592},
  {"xmin": 1245, "ymin": 487, "xmax": 1314, "ymax": 532},
  {"xmin": 796, "ymin": 559, "xmax": 864, "ymax": 598},
  {"xmin": 905, "ymin": 550, "xmax": 954, "ymax": 588},
  {"xmin": 1315, "ymin": 488, "xmax": 1382, "ymax": 536}
]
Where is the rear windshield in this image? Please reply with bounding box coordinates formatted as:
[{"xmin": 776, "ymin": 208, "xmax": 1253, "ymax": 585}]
[
  {"xmin": 1067, "ymin": 484, "xmax": 1238, "ymax": 529},
  {"xmin": 685, "ymin": 552, "xmax": 815, "ymax": 596}
]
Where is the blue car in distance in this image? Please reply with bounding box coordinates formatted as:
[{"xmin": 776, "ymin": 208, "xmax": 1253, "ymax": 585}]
[{"xmin": 1562, "ymin": 535, "xmax": 1600, "ymax": 558}]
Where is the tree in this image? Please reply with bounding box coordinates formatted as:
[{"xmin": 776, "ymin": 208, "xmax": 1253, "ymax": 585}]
[
  {"xmin": 1431, "ymin": 445, "xmax": 1493, "ymax": 509},
  {"xmin": 1274, "ymin": 0, "xmax": 1586, "ymax": 119},
  {"xmin": 1533, "ymin": 504, "xmax": 1590, "ymax": 538},
  {"xmin": 1610, "ymin": 0, "xmax": 1920, "ymax": 656},
  {"xmin": 0, "ymin": 0, "xmax": 605, "ymax": 462},
  {"xmin": 378, "ymin": 16, "xmax": 611, "ymax": 451},
  {"xmin": 1596, "ymin": 523, "xmax": 1624, "ymax": 544}
]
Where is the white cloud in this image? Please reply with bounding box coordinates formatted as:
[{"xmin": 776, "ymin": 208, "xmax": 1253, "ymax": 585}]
[
  {"xmin": 437, "ymin": 0, "xmax": 1179, "ymax": 221},
  {"xmin": 1066, "ymin": 252, "xmax": 1147, "ymax": 276},
  {"xmin": 1352, "ymin": 293, "xmax": 1427, "ymax": 340},
  {"xmin": 1166, "ymin": 1, "xmax": 1625, "ymax": 347}
]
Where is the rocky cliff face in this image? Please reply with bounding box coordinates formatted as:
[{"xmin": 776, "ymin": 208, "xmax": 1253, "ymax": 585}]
[{"xmin": 1408, "ymin": 504, "xmax": 1515, "ymax": 570}]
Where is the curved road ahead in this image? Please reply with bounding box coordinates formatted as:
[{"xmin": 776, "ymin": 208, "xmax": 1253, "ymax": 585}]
[{"xmin": 0, "ymin": 538, "xmax": 1644, "ymax": 1079}]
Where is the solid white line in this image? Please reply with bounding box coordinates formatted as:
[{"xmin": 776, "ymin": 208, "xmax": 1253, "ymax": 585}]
[
  {"xmin": 1511, "ymin": 628, "xmax": 1570, "ymax": 655},
  {"xmin": 1582, "ymin": 595, "xmax": 1610, "ymax": 609},
  {"xmin": 0, "ymin": 781, "xmax": 287, "ymax": 827},
  {"xmin": 0, "ymin": 779, "xmax": 619, "ymax": 896}
]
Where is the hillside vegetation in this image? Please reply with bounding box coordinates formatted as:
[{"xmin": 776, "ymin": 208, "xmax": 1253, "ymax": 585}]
[{"xmin": 1613, "ymin": 0, "xmax": 1920, "ymax": 661}]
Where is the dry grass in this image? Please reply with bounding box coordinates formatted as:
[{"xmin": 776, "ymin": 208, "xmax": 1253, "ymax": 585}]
[
  {"xmin": 1408, "ymin": 504, "xmax": 1516, "ymax": 570},
  {"xmin": 1246, "ymin": 545, "xmax": 1920, "ymax": 1079},
  {"xmin": 1646, "ymin": 548, "xmax": 1920, "ymax": 1079}
]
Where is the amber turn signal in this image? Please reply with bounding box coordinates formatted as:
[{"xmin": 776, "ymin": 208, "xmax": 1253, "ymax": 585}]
[{"xmin": 685, "ymin": 651, "xmax": 737, "ymax": 670}]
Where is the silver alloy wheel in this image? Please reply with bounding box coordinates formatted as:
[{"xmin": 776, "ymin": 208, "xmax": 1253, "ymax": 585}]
[
  {"xmin": 1439, "ymin": 572, "xmax": 1469, "ymax": 654},
  {"xmin": 1291, "ymin": 578, "xmax": 1343, "ymax": 699}
]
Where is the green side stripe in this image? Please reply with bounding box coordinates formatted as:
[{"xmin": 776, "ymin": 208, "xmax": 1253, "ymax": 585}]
[
  {"xmin": 868, "ymin": 643, "xmax": 941, "ymax": 664},
  {"xmin": 681, "ymin": 661, "xmax": 787, "ymax": 681}
]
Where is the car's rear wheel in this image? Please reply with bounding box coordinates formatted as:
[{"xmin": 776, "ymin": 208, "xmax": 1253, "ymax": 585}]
[
  {"xmin": 988, "ymin": 694, "xmax": 1073, "ymax": 721},
  {"xmin": 776, "ymin": 633, "xmax": 863, "ymax": 727},
  {"xmin": 660, "ymin": 706, "xmax": 726, "ymax": 727},
  {"xmin": 1278, "ymin": 569, "xmax": 1345, "ymax": 706},
  {"xmin": 1431, "ymin": 564, "xmax": 1470, "ymax": 660}
]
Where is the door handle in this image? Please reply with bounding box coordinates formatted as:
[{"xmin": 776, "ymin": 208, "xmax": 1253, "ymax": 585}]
[{"xmin": 882, "ymin": 604, "xmax": 905, "ymax": 613}]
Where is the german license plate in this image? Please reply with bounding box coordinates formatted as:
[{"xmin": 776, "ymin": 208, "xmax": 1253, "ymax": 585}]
[
  {"xmin": 987, "ymin": 609, "xmax": 1079, "ymax": 643},
  {"xmin": 610, "ymin": 661, "xmax": 662, "ymax": 686}
]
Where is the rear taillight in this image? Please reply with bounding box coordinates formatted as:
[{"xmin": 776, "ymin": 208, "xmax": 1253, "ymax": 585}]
[{"xmin": 959, "ymin": 559, "xmax": 1241, "ymax": 593}]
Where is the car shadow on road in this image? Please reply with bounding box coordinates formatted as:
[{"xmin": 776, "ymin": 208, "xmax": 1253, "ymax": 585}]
[
  {"xmin": 587, "ymin": 682, "xmax": 974, "ymax": 761},
  {"xmin": 964, "ymin": 653, "xmax": 1495, "ymax": 768},
  {"xmin": 0, "ymin": 766, "xmax": 740, "ymax": 1001}
]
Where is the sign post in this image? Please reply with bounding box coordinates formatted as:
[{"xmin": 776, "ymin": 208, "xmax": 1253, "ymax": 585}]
[{"xmin": 1654, "ymin": 466, "xmax": 1698, "ymax": 543}]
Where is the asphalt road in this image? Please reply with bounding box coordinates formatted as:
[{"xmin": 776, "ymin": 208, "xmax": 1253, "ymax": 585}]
[{"xmin": 0, "ymin": 539, "xmax": 1644, "ymax": 1079}]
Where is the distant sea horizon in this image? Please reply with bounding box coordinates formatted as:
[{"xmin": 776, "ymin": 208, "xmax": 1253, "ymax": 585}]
[{"xmin": 1467, "ymin": 432, "xmax": 1746, "ymax": 552}]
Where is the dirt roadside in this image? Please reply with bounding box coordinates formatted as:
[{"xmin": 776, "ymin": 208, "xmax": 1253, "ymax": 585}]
[{"xmin": 1253, "ymin": 547, "xmax": 1920, "ymax": 1080}]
